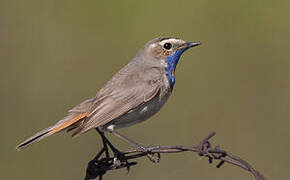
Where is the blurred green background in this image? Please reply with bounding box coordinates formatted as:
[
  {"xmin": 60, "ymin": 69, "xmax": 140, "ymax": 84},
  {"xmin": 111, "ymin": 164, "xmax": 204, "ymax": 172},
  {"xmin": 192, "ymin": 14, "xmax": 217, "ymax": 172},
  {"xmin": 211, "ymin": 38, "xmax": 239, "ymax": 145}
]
[{"xmin": 1, "ymin": 0, "xmax": 290, "ymax": 179}]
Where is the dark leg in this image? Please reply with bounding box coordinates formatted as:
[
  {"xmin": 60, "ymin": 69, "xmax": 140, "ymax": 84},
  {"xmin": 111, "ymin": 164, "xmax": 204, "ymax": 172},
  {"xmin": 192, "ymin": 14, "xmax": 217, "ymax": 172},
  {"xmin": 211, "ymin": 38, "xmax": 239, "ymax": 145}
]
[
  {"xmin": 96, "ymin": 128, "xmax": 136, "ymax": 167},
  {"xmin": 96, "ymin": 128, "xmax": 123, "ymax": 156},
  {"xmin": 96, "ymin": 128, "xmax": 136, "ymax": 172},
  {"xmin": 85, "ymin": 129, "xmax": 138, "ymax": 179},
  {"xmin": 96, "ymin": 129, "xmax": 110, "ymax": 158}
]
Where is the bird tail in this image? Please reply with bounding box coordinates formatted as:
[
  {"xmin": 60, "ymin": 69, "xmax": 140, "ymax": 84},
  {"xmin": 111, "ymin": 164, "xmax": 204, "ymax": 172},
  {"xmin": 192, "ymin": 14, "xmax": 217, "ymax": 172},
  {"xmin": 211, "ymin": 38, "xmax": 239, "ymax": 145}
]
[{"xmin": 16, "ymin": 112, "xmax": 88, "ymax": 150}]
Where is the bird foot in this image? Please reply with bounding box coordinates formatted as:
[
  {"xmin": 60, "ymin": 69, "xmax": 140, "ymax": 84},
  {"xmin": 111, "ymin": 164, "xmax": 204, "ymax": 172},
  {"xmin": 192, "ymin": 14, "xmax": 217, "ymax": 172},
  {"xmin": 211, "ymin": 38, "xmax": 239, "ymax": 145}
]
[
  {"xmin": 137, "ymin": 145, "xmax": 161, "ymax": 163},
  {"xmin": 146, "ymin": 153, "xmax": 161, "ymax": 163},
  {"xmin": 112, "ymin": 150, "xmax": 136, "ymax": 173}
]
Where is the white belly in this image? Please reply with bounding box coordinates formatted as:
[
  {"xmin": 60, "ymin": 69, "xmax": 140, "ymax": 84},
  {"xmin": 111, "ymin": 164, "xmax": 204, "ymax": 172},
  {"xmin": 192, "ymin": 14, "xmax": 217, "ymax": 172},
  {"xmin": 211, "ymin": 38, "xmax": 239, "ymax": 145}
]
[{"xmin": 106, "ymin": 92, "xmax": 170, "ymax": 129}]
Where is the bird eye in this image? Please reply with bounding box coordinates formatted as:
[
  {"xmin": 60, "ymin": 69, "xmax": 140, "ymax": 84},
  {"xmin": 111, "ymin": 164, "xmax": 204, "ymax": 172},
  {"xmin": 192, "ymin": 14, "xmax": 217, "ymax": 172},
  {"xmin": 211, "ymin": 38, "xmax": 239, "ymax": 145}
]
[{"xmin": 163, "ymin": 43, "xmax": 172, "ymax": 50}]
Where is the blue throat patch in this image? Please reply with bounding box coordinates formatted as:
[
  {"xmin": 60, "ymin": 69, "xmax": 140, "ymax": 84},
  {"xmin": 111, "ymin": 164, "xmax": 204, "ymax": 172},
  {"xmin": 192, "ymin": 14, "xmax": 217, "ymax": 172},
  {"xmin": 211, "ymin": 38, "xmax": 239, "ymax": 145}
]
[{"xmin": 165, "ymin": 48, "xmax": 187, "ymax": 90}]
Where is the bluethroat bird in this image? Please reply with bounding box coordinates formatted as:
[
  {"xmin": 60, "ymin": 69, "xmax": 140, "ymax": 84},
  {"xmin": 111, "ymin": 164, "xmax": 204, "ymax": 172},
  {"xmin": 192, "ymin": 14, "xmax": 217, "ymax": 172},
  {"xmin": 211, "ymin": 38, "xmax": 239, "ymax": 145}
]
[{"xmin": 16, "ymin": 37, "xmax": 201, "ymax": 154}]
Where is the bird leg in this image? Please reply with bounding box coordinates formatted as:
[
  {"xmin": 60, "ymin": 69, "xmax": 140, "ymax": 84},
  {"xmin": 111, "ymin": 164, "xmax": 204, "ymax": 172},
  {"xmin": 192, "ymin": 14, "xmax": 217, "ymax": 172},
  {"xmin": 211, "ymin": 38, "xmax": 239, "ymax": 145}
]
[
  {"xmin": 107, "ymin": 129, "xmax": 161, "ymax": 163},
  {"xmin": 95, "ymin": 128, "xmax": 133, "ymax": 169},
  {"xmin": 96, "ymin": 129, "xmax": 120, "ymax": 158},
  {"xmin": 85, "ymin": 129, "xmax": 138, "ymax": 179}
]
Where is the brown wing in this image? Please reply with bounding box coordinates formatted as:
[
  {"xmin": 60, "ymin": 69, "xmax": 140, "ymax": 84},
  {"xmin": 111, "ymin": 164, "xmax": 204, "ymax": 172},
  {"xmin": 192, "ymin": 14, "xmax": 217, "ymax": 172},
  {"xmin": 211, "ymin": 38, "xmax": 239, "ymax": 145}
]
[{"xmin": 72, "ymin": 65, "xmax": 164, "ymax": 136}]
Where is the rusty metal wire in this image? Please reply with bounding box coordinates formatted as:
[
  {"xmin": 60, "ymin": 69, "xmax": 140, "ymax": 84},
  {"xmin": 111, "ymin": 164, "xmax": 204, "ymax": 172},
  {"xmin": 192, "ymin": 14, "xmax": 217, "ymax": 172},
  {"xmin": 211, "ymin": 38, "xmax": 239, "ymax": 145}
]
[{"xmin": 84, "ymin": 132, "xmax": 266, "ymax": 180}]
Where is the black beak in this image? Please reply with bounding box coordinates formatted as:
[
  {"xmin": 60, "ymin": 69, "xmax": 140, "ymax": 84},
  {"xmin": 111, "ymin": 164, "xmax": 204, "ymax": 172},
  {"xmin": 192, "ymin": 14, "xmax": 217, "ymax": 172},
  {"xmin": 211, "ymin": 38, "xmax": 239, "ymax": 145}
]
[
  {"xmin": 185, "ymin": 41, "xmax": 202, "ymax": 48},
  {"xmin": 178, "ymin": 41, "xmax": 201, "ymax": 50}
]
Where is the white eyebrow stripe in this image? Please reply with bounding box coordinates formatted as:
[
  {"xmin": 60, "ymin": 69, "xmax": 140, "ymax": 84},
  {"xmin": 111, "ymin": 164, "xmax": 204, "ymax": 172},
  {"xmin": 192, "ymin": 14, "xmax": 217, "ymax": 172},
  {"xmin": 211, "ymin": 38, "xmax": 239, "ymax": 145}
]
[{"xmin": 159, "ymin": 38, "xmax": 183, "ymax": 46}]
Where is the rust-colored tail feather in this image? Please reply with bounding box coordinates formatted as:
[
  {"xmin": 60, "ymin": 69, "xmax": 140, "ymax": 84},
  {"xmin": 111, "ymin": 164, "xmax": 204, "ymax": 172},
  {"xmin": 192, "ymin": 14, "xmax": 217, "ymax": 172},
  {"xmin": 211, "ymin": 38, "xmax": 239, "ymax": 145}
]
[
  {"xmin": 16, "ymin": 112, "xmax": 88, "ymax": 150},
  {"xmin": 49, "ymin": 112, "xmax": 88, "ymax": 134}
]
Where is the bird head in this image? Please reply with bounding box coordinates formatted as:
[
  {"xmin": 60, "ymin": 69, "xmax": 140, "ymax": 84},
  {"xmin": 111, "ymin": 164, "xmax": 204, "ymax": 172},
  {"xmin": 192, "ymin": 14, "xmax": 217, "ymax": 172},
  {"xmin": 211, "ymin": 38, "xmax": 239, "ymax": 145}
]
[
  {"xmin": 138, "ymin": 37, "xmax": 201, "ymax": 88},
  {"xmin": 145, "ymin": 37, "xmax": 200, "ymax": 58}
]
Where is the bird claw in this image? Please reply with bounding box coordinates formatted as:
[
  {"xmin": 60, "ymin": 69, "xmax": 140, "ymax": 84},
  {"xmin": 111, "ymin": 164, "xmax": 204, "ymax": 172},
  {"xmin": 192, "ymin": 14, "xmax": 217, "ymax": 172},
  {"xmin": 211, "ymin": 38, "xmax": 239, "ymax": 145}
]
[
  {"xmin": 146, "ymin": 152, "xmax": 161, "ymax": 163},
  {"xmin": 111, "ymin": 151, "xmax": 138, "ymax": 174},
  {"xmin": 136, "ymin": 145, "xmax": 161, "ymax": 163}
]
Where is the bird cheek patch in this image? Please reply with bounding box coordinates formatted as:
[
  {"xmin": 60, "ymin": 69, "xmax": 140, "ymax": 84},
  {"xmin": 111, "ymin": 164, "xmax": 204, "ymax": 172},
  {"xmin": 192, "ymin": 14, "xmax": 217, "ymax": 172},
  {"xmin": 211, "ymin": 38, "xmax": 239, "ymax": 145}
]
[{"xmin": 162, "ymin": 50, "xmax": 171, "ymax": 58}]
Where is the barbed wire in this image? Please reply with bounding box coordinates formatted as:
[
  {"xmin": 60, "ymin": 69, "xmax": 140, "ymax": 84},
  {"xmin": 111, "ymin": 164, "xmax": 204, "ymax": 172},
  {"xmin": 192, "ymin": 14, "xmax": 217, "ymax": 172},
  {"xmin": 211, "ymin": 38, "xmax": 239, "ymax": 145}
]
[{"xmin": 84, "ymin": 132, "xmax": 266, "ymax": 180}]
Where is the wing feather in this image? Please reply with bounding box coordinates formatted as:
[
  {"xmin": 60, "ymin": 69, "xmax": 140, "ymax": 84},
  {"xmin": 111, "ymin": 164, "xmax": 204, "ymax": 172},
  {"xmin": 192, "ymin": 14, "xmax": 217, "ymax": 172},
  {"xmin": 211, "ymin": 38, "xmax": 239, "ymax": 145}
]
[{"xmin": 72, "ymin": 66, "xmax": 164, "ymax": 136}]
